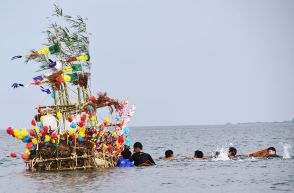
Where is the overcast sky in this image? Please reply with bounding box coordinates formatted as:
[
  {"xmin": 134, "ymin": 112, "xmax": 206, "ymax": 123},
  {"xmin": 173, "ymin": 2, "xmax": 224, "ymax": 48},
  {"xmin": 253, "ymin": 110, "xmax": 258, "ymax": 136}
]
[{"xmin": 0, "ymin": 0, "xmax": 293, "ymax": 128}]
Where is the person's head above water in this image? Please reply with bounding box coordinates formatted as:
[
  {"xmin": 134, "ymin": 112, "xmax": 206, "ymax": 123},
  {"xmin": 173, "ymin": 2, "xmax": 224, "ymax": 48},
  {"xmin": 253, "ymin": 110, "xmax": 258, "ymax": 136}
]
[
  {"xmin": 267, "ymin": 147, "xmax": 276, "ymax": 155},
  {"xmin": 228, "ymin": 147, "xmax": 237, "ymax": 157},
  {"xmin": 165, "ymin": 150, "xmax": 174, "ymax": 160},
  {"xmin": 121, "ymin": 149, "xmax": 132, "ymax": 159},
  {"xmin": 133, "ymin": 142, "xmax": 143, "ymax": 153},
  {"xmin": 194, "ymin": 150, "xmax": 204, "ymax": 158}
]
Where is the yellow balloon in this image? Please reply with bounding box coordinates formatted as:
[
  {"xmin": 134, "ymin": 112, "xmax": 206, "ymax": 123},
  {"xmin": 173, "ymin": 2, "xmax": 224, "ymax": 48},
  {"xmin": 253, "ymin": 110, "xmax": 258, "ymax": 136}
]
[
  {"xmin": 51, "ymin": 139, "xmax": 56, "ymax": 144},
  {"xmin": 90, "ymin": 116, "xmax": 95, "ymax": 121},
  {"xmin": 68, "ymin": 128, "xmax": 75, "ymax": 136},
  {"xmin": 40, "ymin": 116, "xmax": 44, "ymax": 122},
  {"xmin": 14, "ymin": 129, "xmax": 20, "ymax": 137},
  {"xmin": 24, "ymin": 148, "xmax": 31, "ymax": 155},
  {"xmin": 32, "ymin": 138, "xmax": 38, "ymax": 145},
  {"xmin": 44, "ymin": 135, "xmax": 51, "ymax": 142},
  {"xmin": 104, "ymin": 117, "xmax": 110, "ymax": 124},
  {"xmin": 78, "ymin": 131, "xmax": 85, "ymax": 137},
  {"xmin": 113, "ymin": 132, "xmax": 118, "ymax": 138},
  {"xmin": 35, "ymin": 127, "xmax": 40, "ymax": 134},
  {"xmin": 21, "ymin": 129, "xmax": 28, "ymax": 137}
]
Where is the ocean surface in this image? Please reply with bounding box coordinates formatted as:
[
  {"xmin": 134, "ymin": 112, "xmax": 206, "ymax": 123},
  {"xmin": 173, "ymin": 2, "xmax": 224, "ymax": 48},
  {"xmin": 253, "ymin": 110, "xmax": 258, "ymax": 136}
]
[{"xmin": 1, "ymin": 122, "xmax": 294, "ymax": 193}]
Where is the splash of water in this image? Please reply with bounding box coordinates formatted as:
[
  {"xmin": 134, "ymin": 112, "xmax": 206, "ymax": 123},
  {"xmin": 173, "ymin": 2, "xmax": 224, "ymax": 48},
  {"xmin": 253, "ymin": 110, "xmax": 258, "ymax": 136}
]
[
  {"xmin": 213, "ymin": 147, "xmax": 230, "ymax": 161},
  {"xmin": 282, "ymin": 143, "xmax": 292, "ymax": 159}
]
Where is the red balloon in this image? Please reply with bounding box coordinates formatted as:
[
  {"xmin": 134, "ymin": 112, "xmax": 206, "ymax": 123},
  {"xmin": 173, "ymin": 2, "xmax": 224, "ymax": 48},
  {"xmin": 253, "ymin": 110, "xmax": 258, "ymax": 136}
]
[
  {"xmin": 71, "ymin": 136, "xmax": 77, "ymax": 143},
  {"xmin": 43, "ymin": 126, "xmax": 49, "ymax": 133},
  {"xmin": 118, "ymin": 136, "xmax": 124, "ymax": 144},
  {"xmin": 67, "ymin": 116, "xmax": 73, "ymax": 122},
  {"xmin": 10, "ymin": 152, "xmax": 17, "ymax": 158},
  {"xmin": 62, "ymin": 133, "xmax": 67, "ymax": 139},
  {"xmin": 31, "ymin": 119, "xmax": 36, "ymax": 126},
  {"xmin": 107, "ymin": 145, "xmax": 113, "ymax": 152},
  {"xmin": 26, "ymin": 142, "xmax": 34, "ymax": 150},
  {"xmin": 89, "ymin": 96, "xmax": 97, "ymax": 102},
  {"xmin": 29, "ymin": 129, "xmax": 35, "ymax": 137},
  {"xmin": 21, "ymin": 154, "xmax": 29, "ymax": 160},
  {"xmin": 51, "ymin": 133, "xmax": 58, "ymax": 140},
  {"xmin": 6, "ymin": 127, "xmax": 13, "ymax": 135},
  {"xmin": 78, "ymin": 121, "xmax": 84, "ymax": 127}
]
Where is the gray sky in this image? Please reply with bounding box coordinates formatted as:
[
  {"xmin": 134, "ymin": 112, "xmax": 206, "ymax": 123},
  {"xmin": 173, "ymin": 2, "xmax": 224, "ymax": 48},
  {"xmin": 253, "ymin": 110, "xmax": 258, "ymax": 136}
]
[{"xmin": 0, "ymin": 0, "xmax": 293, "ymax": 128}]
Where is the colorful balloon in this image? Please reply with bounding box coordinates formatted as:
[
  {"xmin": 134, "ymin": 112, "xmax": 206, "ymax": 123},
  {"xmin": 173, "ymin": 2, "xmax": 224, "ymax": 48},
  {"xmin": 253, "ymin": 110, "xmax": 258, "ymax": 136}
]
[
  {"xmin": 10, "ymin": 152, "xmax": 17, "ymax": 158},
  {"xmin": 21, "ymin": 154, "xmax": 29, "ymax": 160},
  {"xmin": 70, "ymin": 122, "xmax": 77, "ymax": 128},
  {"xmin": 123, "ymin": 127, "xmax": 130, "ymax": 135}
]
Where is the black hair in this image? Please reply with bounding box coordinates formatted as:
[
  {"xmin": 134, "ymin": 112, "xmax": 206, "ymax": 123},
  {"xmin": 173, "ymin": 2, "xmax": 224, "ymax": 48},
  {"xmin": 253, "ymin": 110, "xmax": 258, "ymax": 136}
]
[
  {"xmin": 133, "ymin": 142, "xmax": 143, "ymax": 150},
  {"xmin": 229, "ymin": 147, "xmax": 237, "ymax": 156},
  {"xmin": 121, "ymin": 149, "xmax": 132, "ymax": 159},
  {"xmin": 267, "ymin": 147, "xmax": 276, "ymax": 152},
  {"xmin": 34, "ymin": 114, "xmax": 41, "ymax": 122},
  {"xmin": 165, "ymin": 150, "xmax": 174, "ymax": 158},
  {"xmin": 194, "ymin": 150, "xmax": 204, "ymax": 158}
]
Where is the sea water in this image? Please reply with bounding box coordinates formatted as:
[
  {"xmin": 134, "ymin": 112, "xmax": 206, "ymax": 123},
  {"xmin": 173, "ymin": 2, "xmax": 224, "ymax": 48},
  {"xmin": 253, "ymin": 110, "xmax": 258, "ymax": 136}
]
[{"xmin": 0, "ymin": 122, "xmax": 293, "ymax": 193}]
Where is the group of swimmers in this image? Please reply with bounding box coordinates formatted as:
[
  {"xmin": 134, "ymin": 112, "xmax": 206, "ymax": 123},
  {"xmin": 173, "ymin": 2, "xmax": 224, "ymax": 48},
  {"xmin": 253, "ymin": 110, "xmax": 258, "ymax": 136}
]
[{"xmin": 117, "ymin": 142, "xmax": 281, "ymax": 167}]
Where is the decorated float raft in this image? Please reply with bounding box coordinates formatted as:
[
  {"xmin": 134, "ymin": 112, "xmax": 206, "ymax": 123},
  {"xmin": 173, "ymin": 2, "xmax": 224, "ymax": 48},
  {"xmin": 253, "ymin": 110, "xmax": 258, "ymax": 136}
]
[{"xmin": 6, "ymin": 6, "xmax": 135, "ymax": 172}]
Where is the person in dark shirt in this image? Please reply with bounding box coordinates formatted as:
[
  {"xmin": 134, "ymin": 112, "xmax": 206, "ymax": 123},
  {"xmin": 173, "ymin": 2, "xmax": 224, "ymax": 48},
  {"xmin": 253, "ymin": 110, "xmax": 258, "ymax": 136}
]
[
  {"xmin": 117, "ymin": 148, "xmax": 134, "ymax": 167},
  {"xmin": 129, "ymin": 142, "xmax": 156, "ymax": 166}
]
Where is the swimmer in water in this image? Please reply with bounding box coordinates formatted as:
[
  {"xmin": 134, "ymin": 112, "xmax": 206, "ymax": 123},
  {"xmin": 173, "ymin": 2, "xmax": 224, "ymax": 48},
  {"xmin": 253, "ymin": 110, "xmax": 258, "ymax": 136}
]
[
  {"xmin": 248, "ymin": 147, "xmax": 281, "ymax": 158},
  {"xmin": 192, "ymin": 150, "xmax": 210, "ymax": 160},
  {"xmin": 117, "ymin": 148, "xmax": 134, "ymax": 167},
  {"xmin": 164, "ymin": 150, "xmax": 174, "ymax": 160},
  {"xmin": 228, "ymin": 147, "xmax": 237, "ymax": 159},
  {"xmin": 129, "ymin": 142, "xmax": 156, "ymax": 166}
]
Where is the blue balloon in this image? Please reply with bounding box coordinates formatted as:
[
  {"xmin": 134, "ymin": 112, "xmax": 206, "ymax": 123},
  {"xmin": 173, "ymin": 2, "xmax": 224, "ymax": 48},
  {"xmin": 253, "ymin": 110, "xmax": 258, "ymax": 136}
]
[
  {"xmin": 37, "ymin": 121, "xmax": 43, "ymax": 128},
  {"xmin": 116, "ymin": 115, "xmax": 122, "ymax": 121},
  {"xmin": 44, "ymin": 142, "xmax": 50, "ymax": 146},
  {"xmin": 22, "ymin": 135, "xmax": 31, "ymax": 143},
  {"xmin": 125, "ymin": 138, "xmax": 132, "ymax": 146},
  {"xmin": 78, "ymin": 136, "xmax": 84, "ymax": 142},
  {"xmin": 123, "ymin": 127, "xmax": 130, "ymax": 135},
  {"xmin": 88, "ymin": 105, "xmax": 94, "ymax": 111},
  {"xmin": 70, "ymin": 122, "xmax": 77, "ymax": 128}
]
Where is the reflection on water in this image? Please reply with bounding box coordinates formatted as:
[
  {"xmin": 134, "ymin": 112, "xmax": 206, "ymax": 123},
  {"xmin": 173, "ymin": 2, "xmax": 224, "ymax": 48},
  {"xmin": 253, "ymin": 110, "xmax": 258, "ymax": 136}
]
[{"xmin": 0, "ymin": 123, "xmax": 294, "ymax": 193}]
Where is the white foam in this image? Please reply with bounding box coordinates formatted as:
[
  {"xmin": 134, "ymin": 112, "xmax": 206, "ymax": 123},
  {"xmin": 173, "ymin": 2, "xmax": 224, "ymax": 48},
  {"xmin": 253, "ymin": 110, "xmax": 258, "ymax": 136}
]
[
  {"xmin": 213, "ymin": 147, "xmax": 230, "ymax": 161},
  {"xmin": 282, "ymin": 143, "xmax": 292, "ymax": 159}
]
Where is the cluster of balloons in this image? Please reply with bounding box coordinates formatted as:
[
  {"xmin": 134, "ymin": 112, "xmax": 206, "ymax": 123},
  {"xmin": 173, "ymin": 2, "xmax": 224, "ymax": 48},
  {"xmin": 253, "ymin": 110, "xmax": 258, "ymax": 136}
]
[{"xmin": 6, "ymin": 109, "xmax": 133, "ymax": 160}]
